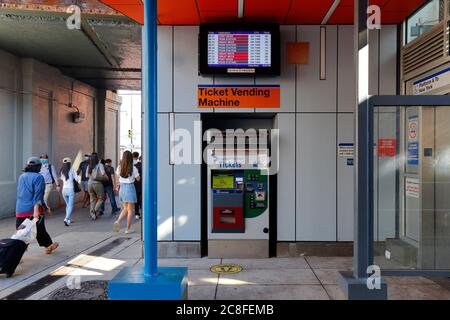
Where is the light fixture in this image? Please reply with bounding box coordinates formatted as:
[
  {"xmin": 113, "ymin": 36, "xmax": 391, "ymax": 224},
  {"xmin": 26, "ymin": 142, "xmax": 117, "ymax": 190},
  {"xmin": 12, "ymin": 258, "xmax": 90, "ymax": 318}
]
[
  {"xmin": 320, "ymin": 26, "xmax": 326, "ymax": 80},
  {"xmin": 321, "ymin": 0, "xmax": 341, "ymax": 25},
  {"xmin": 238, "ymin": 0, "xmax": 244, "ymax": 19}
]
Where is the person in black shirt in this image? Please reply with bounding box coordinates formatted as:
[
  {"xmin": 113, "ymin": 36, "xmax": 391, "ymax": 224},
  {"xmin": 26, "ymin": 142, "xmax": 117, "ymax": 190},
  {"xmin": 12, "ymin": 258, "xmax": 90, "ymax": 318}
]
[
  {"xmin": 100, "ymin": 159, "xmax": 120, "ymax": 214},
  {"xmin": 77, "ymin": 154, "xmax": 90, "ymax": 208},
  {"xmin": 133, "ymin": 152, "xmax": 142, "ymax": 220}
]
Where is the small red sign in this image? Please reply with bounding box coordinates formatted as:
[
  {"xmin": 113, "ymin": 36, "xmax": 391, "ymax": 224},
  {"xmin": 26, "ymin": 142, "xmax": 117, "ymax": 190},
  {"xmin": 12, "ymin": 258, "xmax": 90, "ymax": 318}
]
[{"xmin": 378, "ymin": 139, "xmax": 397, "ymax": 157}]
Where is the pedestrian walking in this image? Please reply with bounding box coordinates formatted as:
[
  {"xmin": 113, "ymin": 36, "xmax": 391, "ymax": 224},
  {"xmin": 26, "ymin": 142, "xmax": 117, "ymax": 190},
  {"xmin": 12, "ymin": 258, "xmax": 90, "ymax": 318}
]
[
  {"xmin": 39, "ymin": 154, "xmax": 60, "ymax": 215},
  {"xmin": 132, "ymin": 152, "xmax": 142, "ymax": 220},
  {"xmin": 86, "ymin": 153, "xmax": 107, "ymax": 220},
  {"xmin": 77, "ymin": 154, "xmax": 90, "ymax": 208},
  {"xmin": 59, "ymin": 157, "xmax": 79, "ymax": 226},
  {"xmin": 16, "ymin": 157, "xmax": 59, "ymax": 254},
  {"xmin": 114, "ymin": 151, "xmax": 140, "ymax": 234},
  {"xmin": 100, "ymin": 159, "xmax": 120, "ymax": 214}
]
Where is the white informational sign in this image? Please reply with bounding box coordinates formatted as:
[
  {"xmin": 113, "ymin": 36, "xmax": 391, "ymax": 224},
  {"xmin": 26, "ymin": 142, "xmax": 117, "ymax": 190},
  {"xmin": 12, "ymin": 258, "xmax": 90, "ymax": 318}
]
[
  {"xmin": 405, "ymin": 177, "xmax": 420, "ymax": 198},
  {"xmin": 413, "ymin": 67, "xmax": 450, "ymax": 95},
  {"xmin": 338, "ymin": 143, "xmax": 354, "ymax": 158}
]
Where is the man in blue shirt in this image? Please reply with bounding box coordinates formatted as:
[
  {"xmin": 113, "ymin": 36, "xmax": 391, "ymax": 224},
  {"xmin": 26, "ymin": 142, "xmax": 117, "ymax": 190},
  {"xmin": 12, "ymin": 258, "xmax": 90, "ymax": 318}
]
[{"xmin": 39, "ymin": 154, "xmax": 60, "ymax": 214}]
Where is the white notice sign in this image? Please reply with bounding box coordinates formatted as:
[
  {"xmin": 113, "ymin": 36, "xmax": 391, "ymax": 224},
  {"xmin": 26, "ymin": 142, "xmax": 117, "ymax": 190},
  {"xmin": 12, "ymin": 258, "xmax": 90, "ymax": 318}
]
[
  {"xmin": 338, "ymin": 143, "xmax": 354, "ymax": 158},
  {"xmin": 405, "ymin": 177, "xmax": 420, "ymax": 198},
  {"xmin": 413, "ymin": 67, "xmax": 450, "ymax": 95}
]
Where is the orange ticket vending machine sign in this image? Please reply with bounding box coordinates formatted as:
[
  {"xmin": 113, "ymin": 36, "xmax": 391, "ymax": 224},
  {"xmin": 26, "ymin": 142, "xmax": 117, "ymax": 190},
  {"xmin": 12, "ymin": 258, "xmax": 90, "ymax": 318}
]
[
  {"xmin": 378, "ymin": 138, "xmax": 397, "ymax": 157},
  {"xmin": 198, "ymin": 85, "xmax": 280, "ymax": 109}
]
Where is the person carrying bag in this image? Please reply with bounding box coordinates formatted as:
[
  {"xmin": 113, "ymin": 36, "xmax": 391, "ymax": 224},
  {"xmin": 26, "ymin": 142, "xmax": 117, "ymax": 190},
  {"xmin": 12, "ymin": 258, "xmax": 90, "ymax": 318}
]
[
  {"xmin": 86, "ymin": 153, "xmax": 106, "ymax": 220},
  {"xmin": 59, "ymin": 157, "xmax": 80, "ymax": 226}
]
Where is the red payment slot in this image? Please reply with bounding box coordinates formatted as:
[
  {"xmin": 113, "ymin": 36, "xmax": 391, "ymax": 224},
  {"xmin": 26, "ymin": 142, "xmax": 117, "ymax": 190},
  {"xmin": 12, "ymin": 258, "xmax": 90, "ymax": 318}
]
[{"xmin": 213, "ymin": 207, "xmax": 244, "ymax": 232}]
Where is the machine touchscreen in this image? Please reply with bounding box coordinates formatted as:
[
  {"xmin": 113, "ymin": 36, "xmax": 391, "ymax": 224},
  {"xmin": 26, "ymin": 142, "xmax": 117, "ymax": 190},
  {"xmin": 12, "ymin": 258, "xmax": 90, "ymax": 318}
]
[{"xmin": 212, "ymin": 175, "xmax": 234, "ymax": 189}]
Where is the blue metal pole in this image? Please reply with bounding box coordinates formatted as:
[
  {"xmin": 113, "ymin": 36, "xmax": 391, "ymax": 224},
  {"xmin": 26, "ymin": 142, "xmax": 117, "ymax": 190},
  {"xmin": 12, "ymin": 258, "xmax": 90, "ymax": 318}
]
[{"xmin": 143, "ymin": 0, "xmax": 158, "ymax": 277}]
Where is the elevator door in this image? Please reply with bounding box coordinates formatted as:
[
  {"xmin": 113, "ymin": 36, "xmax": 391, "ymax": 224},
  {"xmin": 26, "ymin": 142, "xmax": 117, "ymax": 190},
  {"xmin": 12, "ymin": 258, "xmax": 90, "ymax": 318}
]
[{"xmin": 434, "ymin": 107, "xmax": 450, "ymax": 269}]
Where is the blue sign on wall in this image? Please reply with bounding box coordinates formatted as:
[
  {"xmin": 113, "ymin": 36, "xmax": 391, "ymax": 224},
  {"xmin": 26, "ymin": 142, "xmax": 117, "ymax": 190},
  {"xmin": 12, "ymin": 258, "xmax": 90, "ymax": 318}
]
[
  {"xmin": 407, "ymin": 142, "xmax": 419, "ymax": 166},
  {"xmin": 407, "ymin": 115, "xmax": 419, "ymax": 166}
]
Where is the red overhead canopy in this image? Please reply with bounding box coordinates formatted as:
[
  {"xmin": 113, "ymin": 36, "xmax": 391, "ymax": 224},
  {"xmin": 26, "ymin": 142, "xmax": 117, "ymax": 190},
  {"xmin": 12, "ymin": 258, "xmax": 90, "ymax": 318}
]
[
  {"xmin": 99, "ymin": 0, "xmax": 144, "ymax": 24},
  {"xmin": 99, "ymin": 0, "xmax": 428, "ymax": 26}
]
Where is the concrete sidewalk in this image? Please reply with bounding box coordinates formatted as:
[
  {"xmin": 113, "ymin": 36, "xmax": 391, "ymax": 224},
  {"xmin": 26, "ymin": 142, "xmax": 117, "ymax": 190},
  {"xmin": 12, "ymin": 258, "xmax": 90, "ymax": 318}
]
[{"xmin": 1, "ymin": 203, "xmax": 450, "ymax": 300}]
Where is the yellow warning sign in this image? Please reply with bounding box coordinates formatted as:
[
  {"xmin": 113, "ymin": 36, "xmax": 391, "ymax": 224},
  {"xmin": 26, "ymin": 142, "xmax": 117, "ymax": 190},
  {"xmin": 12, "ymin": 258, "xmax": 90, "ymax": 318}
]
[{"xmin": 210, "ymin": 264, "xmax": 243, "ymax": 274}]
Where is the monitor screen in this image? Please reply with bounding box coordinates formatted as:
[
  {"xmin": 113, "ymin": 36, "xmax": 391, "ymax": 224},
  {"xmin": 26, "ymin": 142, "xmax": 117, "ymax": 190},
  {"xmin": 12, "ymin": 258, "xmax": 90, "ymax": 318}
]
[
  {"xmin": 212, "ymin": 175, "xmax": 234, "ymax": 189},
  {"xmin": 207, "ymin": 31, "xmax": 272, "ymax": 68},
  {"xmin": 199, "ymin": 24, "xmax": 280, "ymax": 76}
]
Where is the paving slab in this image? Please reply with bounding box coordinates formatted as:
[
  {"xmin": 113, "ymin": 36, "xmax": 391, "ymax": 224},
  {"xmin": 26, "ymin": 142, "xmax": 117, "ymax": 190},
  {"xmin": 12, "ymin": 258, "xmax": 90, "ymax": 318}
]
[
  {"xmin": 323, "ymin": 285, "xmax": 346, "ymax": 300},
  {"xmin": 216, "ymin": 285, "xmax": 330, "ymax": 300},
  {"xmin": 384, "ymin": 276, "xmax": 437, "ymax": 286},
  {"xmin": 218, "ymin": 269, "xmax": 320, "ymax": 286},
  {"xmin": 0, "ymin": 232, "xmax": 115, "ymax": 293},
  {"xmin": 188, "ymin": 285, "xmax": 217, "ymax": 300},
  {"xmin": 112, "ymin": 240, "xmax": 143, "ymax": 259},
  {"xmin": 30, "ymin": 258, "xmax": 140, "ymax": 300},
  {"xmin": 158, "ymin": 258, "xmax": 222, "ymax": 270},
  {"xmin": 187, "ymin": 269, "xmax": 219, "ymax": 286},
  {"xmin": 313, "ymin": 269, "xmax": 340, "ymax": 285},
  {"xmin": 388, "ymin": 284, "xmax": 450, "ymax": 300},
  {"xmin": 305, "ymin": 256, "xmax": 353, "ymax": 270},
  {"xmin": 221, "ymin": 258, "xmax": 309, "ymax": 270}
]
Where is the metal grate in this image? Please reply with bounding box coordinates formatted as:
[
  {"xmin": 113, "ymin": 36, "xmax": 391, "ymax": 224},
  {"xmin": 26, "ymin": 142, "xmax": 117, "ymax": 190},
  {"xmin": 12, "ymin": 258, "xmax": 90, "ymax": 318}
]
[{"xmin": 402, "ymin": 26, "xmax": 445, "ymax": 76}]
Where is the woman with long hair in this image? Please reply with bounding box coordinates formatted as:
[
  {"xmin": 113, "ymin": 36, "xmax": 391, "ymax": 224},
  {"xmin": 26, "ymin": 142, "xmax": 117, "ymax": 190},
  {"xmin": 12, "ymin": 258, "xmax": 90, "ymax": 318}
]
[
  {"xmin": 114, "ymin": 150, "xmax": 140, "ymax": 234},
  {"xmin": 16, "ymin": 157, "xmax": 59, "ymax": 254},
  {"xmin": 59, "ymin": 157, "xmax": 78, "ymax": 226},
  {"xmin": 86, "ymin": 152, "xmax": 107, "ymax": 220}
]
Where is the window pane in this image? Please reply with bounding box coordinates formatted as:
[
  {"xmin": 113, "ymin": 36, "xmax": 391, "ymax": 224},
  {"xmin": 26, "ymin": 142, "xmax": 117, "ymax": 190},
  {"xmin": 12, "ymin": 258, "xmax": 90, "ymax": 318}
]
[{"xmin": 406, "ymin": 0, "xmax": 444, "ymax": 44}]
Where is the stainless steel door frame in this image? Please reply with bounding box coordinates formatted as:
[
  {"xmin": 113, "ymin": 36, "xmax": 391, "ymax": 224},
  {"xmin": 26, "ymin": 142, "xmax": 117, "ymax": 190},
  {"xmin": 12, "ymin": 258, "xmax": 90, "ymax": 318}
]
[{"xmin": 361, "ymin": 95, "xmax": 450, "ymax": 277}]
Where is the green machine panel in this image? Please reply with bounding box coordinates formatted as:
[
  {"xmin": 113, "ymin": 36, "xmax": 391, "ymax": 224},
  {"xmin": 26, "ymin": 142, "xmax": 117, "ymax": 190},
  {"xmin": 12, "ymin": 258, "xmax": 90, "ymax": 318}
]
[{"xmin": 244, "ymin": 170, "xmax": 268, "ymax": 218}]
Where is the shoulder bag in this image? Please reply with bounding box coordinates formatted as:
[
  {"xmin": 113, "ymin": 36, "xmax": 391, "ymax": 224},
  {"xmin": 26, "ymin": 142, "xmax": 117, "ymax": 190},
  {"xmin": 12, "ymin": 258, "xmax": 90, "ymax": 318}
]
[{"xmin": 94, "ymin": 166, "xmax": 109, "ymax": 184}]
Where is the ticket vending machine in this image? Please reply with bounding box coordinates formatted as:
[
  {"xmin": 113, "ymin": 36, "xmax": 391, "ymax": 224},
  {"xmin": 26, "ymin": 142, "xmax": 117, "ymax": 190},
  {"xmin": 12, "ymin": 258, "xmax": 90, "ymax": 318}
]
[{"xmin": 207, "ymin": 149, "xmax": 270, "ymax": 258}]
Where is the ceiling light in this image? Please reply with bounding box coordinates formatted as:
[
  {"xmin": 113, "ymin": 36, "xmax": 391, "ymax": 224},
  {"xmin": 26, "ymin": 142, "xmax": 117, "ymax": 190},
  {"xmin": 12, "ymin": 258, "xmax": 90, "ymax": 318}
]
[{"xmin": 238, "ymin": 0, "xmax": 245, "ymax": 19}]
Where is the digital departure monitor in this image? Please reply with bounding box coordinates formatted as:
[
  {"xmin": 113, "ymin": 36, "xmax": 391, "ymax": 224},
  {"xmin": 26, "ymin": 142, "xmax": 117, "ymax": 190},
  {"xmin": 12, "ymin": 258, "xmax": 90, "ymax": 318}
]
[
  {"xmin": 207, "ymin": 31, "xmax": 272, "ymax": 68},
  {"xmin": 199, "ymin": 24, "xmax": 280, "ymax": 76}
]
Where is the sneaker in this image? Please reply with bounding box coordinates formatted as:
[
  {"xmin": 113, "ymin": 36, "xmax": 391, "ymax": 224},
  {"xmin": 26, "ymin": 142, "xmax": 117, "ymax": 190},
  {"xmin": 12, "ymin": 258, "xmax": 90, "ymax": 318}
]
[
  {"xmin": 45, "ymin": 242, "xmax": 59, "ymax": 254},
  {"xmin": 124, "ymin": 229, "xmax": 135, "ymax": 234},
  {"xmin": 135, "ymin": 215, "xmax": 141, "ymax": 220},
  {"xmin": 64, "ymin": 219, "xmax": 69, "ymax": 227},
  {"xmin": 67, "ymin": 219, "xmax": 71, "ymax": 226},
  {"xmin": 90, "ymin": 211, "xmax": 97, "ymax": 220},
  {"xmin": 114, "ymin": 221, "xmax": 120, "ymax": 232}
]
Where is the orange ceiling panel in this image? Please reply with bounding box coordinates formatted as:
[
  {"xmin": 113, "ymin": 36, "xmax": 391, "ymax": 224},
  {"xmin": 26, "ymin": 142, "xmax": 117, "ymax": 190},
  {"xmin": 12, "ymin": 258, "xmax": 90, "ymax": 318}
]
[
  {"xmin": 197, "ymin": 0, "xmax": 238, "ymax": 23},
  {"xmin": 98, "ymin": 0, "xmax": 429, "ymax": 25},
  {"xmin": 328, "ymin": 0, "xmax": 428, "ymax": 25},
  {"xmin": 382, "ymin": 0, "xmax": 428, "ymax": 12},
  {"xmin": 244, "ymin": 0, "xmax": 293, "ymax": 24},
  {"xmin": 158, "ymin": 0, "xmax": 200, "ymax": 25},
  {"xmin": 327, "ymin": 4, "xmax": 353, "ymax": 24},
  {"xmin": 98, "ymin": 0, "xmax": 144, "ymax": 24},
  {"xmin": 286, "ymin": 0, "xmax": 335, "ymax": 24}
]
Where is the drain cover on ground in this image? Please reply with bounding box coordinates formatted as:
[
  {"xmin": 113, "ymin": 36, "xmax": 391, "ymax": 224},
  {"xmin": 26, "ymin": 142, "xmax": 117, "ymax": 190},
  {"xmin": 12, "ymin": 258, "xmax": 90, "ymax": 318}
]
[
  {"xmin": 210, "ymin": 264, "xmax": 243, "ymax": 274},
  {"xmin": 48, "ymin": 280, "xmax": 109, "ymax": 300}
]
